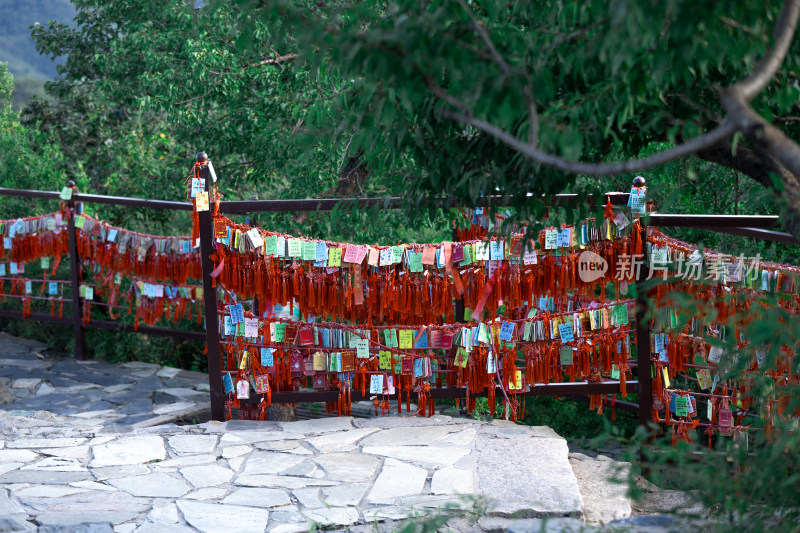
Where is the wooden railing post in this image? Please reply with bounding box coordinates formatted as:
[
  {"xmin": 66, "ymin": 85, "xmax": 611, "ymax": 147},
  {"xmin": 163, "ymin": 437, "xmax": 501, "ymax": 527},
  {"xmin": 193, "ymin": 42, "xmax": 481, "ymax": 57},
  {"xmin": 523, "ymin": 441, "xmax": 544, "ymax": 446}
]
[
  {"xmin": 196, "ymin": 152, "xmax": 226, "ymax": 421},
  {"xmin": 66, "ymin": 180, "xmax": 87, "ymax": 360},
  {"xmin": 634, "ymin": 176, "xmax": 653, "ymax": 428}
]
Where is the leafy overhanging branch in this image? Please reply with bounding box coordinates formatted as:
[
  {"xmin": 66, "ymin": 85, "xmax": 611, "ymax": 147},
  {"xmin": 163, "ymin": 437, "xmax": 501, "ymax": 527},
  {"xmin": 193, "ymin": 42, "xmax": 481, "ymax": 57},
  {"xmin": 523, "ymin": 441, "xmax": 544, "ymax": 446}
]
[{"xmin": 430, "ymin": 0, "xmax": 800, "ymax": 231}]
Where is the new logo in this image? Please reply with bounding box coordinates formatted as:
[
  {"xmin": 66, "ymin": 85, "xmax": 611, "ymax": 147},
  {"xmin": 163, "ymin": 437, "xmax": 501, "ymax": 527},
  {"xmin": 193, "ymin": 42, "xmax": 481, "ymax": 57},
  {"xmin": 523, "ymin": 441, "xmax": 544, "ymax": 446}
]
[{"xmin": 578, "ymin": 251, "xmax": 608, "ymax": 283}]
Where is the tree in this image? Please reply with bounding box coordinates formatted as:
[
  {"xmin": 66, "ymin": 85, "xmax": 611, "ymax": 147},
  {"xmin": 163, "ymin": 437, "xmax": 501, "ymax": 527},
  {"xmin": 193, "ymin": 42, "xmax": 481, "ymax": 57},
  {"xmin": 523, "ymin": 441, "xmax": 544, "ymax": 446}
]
[
  {"xmin": 0, "ymin": 63, "xmax": 67, "ymax": 217},
  {"xmin": 24, "ymin": 0, "xmax": 454, "ymax": 244},
  {"xmin": 226, "ymin": 0, "xmax": 800, "ymax": 242}
]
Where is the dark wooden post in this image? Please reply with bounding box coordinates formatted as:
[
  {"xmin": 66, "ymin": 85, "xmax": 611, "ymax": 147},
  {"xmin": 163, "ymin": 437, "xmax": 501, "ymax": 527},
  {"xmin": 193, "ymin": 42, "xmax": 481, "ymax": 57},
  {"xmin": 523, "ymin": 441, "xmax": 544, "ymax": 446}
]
[
  {"xmin": 452, "ymin": 226, "xmax": 465, "ymax": 323},
  {"xmin": 66, "ymin": 180, "xmax": 87, "ymax": 360},
  {"xmin": 196, "ymin": 152, "xmax": 226, "ymax": 421},
  {"xmin": 633, "ymin": 175, "xmax": 652, "ymax": 428}
]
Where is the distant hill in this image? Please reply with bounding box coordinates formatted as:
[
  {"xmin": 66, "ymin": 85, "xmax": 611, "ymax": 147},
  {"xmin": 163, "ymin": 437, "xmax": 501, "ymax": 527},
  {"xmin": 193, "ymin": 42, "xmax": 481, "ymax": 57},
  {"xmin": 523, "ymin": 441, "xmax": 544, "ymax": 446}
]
[{"xmin": 0, "ymin": 0, "xmax": 75, "ymax": 108}]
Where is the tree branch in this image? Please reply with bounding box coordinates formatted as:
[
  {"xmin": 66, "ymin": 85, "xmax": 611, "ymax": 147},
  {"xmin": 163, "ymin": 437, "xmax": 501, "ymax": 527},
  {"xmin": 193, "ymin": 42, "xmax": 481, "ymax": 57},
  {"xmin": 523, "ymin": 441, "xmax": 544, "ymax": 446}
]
[
  {"xmin": 442, "ymin": 108, "xmax": 737, "ymax": 175},
  {"xmin": 249, "ymin": 53, "xmax": 298, "ymax": 68},
  {"xmin": 426, "ymin": 0, "xmax": 798, "ymax": 181},
  {"xmin": 524, "ymin": 85, "xmax": 538, "ymax": 148},
  {"xmin": 454, "ymin": 0, "xmax": 510, "ymax": 75},
  {"xmin": 730, "ymin": 0, "xmax": 800, "ymax": 101}
]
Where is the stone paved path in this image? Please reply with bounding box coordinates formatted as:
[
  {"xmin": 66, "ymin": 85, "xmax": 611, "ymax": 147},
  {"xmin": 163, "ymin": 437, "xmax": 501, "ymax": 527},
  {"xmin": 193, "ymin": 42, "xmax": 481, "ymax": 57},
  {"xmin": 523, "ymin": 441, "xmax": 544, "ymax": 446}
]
[
  {"xmin": 0, "ymin": 333, "xmax": 689, "ymax": 532},
  {"xmin": 0, "ymin": 333, "xmax": 209, "ymax": 428}
]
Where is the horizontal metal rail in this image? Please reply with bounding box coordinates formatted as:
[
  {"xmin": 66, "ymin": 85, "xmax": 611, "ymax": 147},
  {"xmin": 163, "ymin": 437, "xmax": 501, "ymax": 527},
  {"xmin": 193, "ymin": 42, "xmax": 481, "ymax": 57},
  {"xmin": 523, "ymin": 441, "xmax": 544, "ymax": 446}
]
[
  {"xmin": 233, "ymin": 380, "xmax": 639, "ymax": 405},
  {"xmin": 649, "ymin": 213, "xmax": 781, "ymax": 229},
  {"xmin": 705, "ymin": 226, "xmax": 800, "ymax": 246},
  {"xmin": 0, "ymin": 187, "xmax": 632, "ymax": 213}
]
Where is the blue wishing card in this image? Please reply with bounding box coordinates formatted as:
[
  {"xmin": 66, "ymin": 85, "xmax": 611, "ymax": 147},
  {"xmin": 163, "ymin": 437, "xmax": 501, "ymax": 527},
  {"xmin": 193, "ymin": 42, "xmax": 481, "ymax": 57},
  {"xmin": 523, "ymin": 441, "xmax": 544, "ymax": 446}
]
[
  {"xmin": 487, "ymin": 350, "xmax": 496, "ymax": 373},
  {"xmin": 558, "ymin": 323, "xmax": 574, "ymax": 343},
  {"xmin": 413, "ymin": 330, "xmax": 428, "ymax": 349},
  {"xmin": 261, "ymin": 347, "xmax": 274, "ymax": 367},
  {"xmin": 557, "ymin": 228, "xmax": 571, "ymax": 248},
  {"xmin": 490, "ymin": 240, "xmax": 504, "ymax": 260},
  {"xmin": 321, "ymin": 328, "xmax": 331, "ymax": 348},
  {"xmin": 628, "ymin": 187, "xmax": 646, "ymax": 214},
  {"xmin": 413, "ymin": 358, "xmax": 424, "ymax": 377},
  {"xmin": 499, "ymin": 321, "xmax": 515, "ymax": 341},
  {"xmin": 654, "ymin": 333, "xmax": 664, "ymax": 353},
  {"xmin": 229, "ymin": 304, "xmax": 245, "ymax": 324},
  {"xmin": 48, "ymin": 282, "xmax": 58, "ymax": 295},
  {"xmin": 222, "ymin": 373, "xmax": 234, "ymax": 393},
  {"xmin": 316, "ymin": 242, "xmax": 328, "ymax": 262}
]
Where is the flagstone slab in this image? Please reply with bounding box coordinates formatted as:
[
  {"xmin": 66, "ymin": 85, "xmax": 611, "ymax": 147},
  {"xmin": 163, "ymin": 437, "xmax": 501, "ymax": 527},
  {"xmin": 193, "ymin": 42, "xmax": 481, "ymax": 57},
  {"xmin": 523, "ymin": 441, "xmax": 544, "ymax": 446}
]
[
  {"xmin": 306, "ymin": 427, "xmax": 378, "ymax": 453},
  {"xmin": 13, "ymin": 485, "xmax": 90, "ymax": 498},
  {"xmin": 177, "ymin": 500, "xmax": 270, "ymax": 533},
  {"xmin": 360, "ymin": 425, "xmax": 461, "ymax": 446},
  {"xmin": 154, "ymin": 455, "xmax": 216, "ymax": 469},
  {"xmin": 69, "ymin": 480, "xmax": 118, "ymax": 492},
  {"xmin": 0, "ymin": 470, "xmax": 91, "ymax": 484},
  {"xmin": 253, "ymin": 440, "xmax": 312, "ymax": 454},
  {"xmin": 234, "ymin": 474, "xmax": 337, "ymax": 489},
  {"xmin": 362, "ymin": 445, "xmax": 471, "ymax": 466},
  {"xmin": 35, "ymin": 445, "xmax": 89, "ymax": 460},
  {"xmin": 280, "ymin": 461, "xmax": 319, "ymax": 477},
  {"xmin": 293, "ymin": 487, "xmax": 323, "ymax": 509},
  {"xmin": 436, "ymin": 427, "xmax": 477, "ymax": 446},
  {"xmin": 0, "ymin": 449, "xmax": 39, "ymax": 463},
  {"xmin": 363, "ymin": 506, "xmax": 416, "ymax": 521},
  {"xmin": 303, "ymin": 506, "xmax": 360, "ymax": 527},
  {"xmin": 320, "ymin": 482, "xmax": 369, "ymax": 507},
  {"xmin": 242, "ymin": 451, "xmax": 306, "ymax": 475},
  {"xmin": 91, "ymin": 464, "xmax": 150, "ymax": 481},
  {"xmin": 35, "ymin": 511, "xmax": 140, "ymax": 526},
  {"xmin": 136, "ymin": 523, "xmax": 195, "ymax": 533},
  {"xmin": 8, "ymin": 437, "xmax": 87, "ymax": 449},
  {"xmin": 20, "ymin": 490, "xmax": 150, "ymax": 517},
  {"xmin": 219, "ymin": 431, "xmax": 286, "ymax": 446},
  {"xmin": 147, "ymin": 502, "xmax": 180, "ymax": 523},
  {"xmin": 153, "ymin": 402, "xmax": 197, "ymax": 415},
  {"xmin": 313, "ymin": 453, "xmax": 381, "ymax": 482},
  {"xmin": 20, "ymin": 457, "xmax": 85, "ymax": 472},
  {"xmin": 12, "ymin": 378, "xmax": 42, "ymax": 389},
  {"xmin": 477, "ymin": 433, "xmax": 583, "ymax": 518},
  {"xmin": 270, "ymin": 524, "xmax": 309, "ymax": 533},
  {"xmin": 569, "ymin": 453, "xmax": 631, "ymax": 524},
  {"xmin": 366, "ymin": 458, "xmax": 427, "ymax": 504},
  {"xmin": 280, "ymin": 417, "xmax": 355, "ymax": 435},
  {"xmin": 183, "ymin": 487, "xmax": 228, "ymax": 500},
  {"xmin": 0, "ymin": 488, "xmax": 27, "ymax": 515},
  {"xmin": 109, "ymin": 473, "xmax": 191, "ymax": 497},
  {"xmin": 431, "ymin": 467, "xmax": 475, "ymax": 494},
  {"xmin": 221, "ymin": 445, "xmax": 252, "ymax": 458},
  {"xmin": 180, "ymin": 464, "xmax": 235, "ymax": 488},
  {"xmin": 90, "ymin": 436, "xmax": 165, "ymax": 467},
  {"xmin": 167, "ymin": 434, "xmax": 218, "ymax": 455},
  {"xmin": 227, "ymin": 456, "xmax": 246, "ymax": 472},
  {"xmin": 222, "ymin": 487, "xmax": 291, "ymax": 508}
]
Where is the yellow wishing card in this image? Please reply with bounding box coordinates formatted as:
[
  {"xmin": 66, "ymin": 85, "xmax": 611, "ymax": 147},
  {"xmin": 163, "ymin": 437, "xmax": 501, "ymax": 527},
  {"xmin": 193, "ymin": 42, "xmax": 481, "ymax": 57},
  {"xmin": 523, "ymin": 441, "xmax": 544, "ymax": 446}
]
[
  {"xmin": 328, "ymin": 247, "xmax": 342, "ymax": 267},
  {"xmin": 313, "ymin": 351, "xmax": 326, "ymax": 371},
  {"xmin": 398, "ymin": 329, "xmax": 414, "ymax": 349},
  {"xmin": 195, "ymin": 191, "xmax": 209, "ymax": 211}
]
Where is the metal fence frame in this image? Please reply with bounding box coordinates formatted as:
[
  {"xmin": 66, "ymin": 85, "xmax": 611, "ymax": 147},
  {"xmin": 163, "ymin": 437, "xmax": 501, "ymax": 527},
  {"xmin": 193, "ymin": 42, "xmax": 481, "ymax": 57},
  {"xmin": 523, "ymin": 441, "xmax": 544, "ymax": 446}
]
[{"xmin": 2, "ymin": 169, "xmax": 796, "ymax": 422}]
